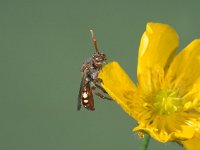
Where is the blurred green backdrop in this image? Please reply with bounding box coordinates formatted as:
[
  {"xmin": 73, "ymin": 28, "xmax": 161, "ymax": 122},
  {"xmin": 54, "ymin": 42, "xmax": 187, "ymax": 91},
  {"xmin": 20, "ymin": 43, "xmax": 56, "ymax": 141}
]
[{"xmin": 1, "ymin": 0, "xmax": 200, "ymax": 149}]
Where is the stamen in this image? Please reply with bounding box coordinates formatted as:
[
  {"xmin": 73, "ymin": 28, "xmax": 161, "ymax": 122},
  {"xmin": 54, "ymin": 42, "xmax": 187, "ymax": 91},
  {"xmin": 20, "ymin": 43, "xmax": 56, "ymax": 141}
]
[{"xmin": 153, "ymin": 89, "xmax": 183, "ymax": 115}]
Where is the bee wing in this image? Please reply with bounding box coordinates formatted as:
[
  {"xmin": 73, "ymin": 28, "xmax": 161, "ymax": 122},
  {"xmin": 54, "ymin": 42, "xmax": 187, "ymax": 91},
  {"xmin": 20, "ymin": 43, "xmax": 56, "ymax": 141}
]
[{"xmin": 77, "ymin": 73, "xmax": 87, "ymax": 110}]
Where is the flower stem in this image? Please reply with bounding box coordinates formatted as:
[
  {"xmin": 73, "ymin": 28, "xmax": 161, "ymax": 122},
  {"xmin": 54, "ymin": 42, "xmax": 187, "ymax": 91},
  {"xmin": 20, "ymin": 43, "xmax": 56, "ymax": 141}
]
[{"xmin": 140, "ymin": 133, "xmax": 150, "ymax": 150}]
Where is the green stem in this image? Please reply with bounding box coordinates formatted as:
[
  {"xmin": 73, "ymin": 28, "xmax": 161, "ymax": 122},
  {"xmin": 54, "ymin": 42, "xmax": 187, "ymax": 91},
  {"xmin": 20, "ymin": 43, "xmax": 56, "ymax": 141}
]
[{"xmin": 140, "ymin": 134, "xmax": 151, "ymax": 150}]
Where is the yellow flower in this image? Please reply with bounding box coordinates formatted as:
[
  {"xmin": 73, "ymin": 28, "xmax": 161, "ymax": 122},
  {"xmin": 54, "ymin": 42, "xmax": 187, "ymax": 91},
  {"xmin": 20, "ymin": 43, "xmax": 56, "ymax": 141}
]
[{"xmin": 98, "ymin": 23, "xmax": 200, "ymax": 149}]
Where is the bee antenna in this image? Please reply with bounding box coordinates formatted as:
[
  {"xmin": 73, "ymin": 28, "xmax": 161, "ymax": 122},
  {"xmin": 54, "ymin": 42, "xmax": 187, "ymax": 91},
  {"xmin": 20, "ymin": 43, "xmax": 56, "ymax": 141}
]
[{"xmin": 90, "ymin": 30, "xmax": 99, "ymax": 53}]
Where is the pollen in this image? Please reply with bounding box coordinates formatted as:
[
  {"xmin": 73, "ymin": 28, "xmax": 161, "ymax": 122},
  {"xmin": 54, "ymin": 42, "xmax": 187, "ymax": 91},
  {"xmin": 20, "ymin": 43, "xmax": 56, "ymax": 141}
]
[{"xmin": 153, "ymin": 89, "xmax": 183, "ymax": 115}]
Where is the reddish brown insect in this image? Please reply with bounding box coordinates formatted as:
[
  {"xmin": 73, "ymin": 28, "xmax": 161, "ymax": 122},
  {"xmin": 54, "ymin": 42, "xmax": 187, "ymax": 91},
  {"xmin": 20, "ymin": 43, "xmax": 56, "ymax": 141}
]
[{"xmin": 77, "ymin": 30, "xmax": 112, "ymax": 111}]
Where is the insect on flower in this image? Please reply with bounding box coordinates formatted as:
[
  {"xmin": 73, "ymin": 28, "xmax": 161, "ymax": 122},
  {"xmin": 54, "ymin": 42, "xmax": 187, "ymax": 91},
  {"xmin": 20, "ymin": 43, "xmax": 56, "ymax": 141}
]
[
  {"xmin": 98, "ymin": 23, "xmax": 200, "ymax": 149},
  {"xmin": 77, "ymin": 30, "xmax": 112, "ymax": 111}
]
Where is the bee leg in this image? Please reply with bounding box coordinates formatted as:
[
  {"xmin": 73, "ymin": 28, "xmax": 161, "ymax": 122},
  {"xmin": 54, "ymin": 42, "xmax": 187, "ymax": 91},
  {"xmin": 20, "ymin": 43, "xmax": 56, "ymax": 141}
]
[
  {"xmin": 94, "ymin": 92, "xmax": 112, "ymax": 101},
  {"xmin": 94, "ymin": 78, "xmax": 108, "ymax": 92},
  {"xmin": 95, "ymin": 78, "xmax": 103, "ymax": 83},
  {"xmin": 90, "ymin": 82, "xmax": 112, "ymax": 101},
  {"xmin": 94, "ymin": 83, "xmax": 107, "ymax": 94}
]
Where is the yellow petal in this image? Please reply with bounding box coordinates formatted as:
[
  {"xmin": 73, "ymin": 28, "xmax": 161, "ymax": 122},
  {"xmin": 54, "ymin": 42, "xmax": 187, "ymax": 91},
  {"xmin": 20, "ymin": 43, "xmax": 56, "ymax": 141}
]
[
  {"xmin": 138, "ymin": 23, "xmax": 179, "ymax": 92},
  {"xmin": 133, "ymin": 112, "xmax": 200, "ymax": 142},
  {"xmin": 165, "ymin": 39, "xmax": 200, "ymax": 97},
  {"xmin": 181, "ymin": 131, "xmax": 200, "ymax": 150},
  {"xmin": 98, "ymin": 61, "xmax": 136, "ymax": 114},
  {"xmin": 182, "ymin": 77, "xmax": 200, "ymax": 112}
]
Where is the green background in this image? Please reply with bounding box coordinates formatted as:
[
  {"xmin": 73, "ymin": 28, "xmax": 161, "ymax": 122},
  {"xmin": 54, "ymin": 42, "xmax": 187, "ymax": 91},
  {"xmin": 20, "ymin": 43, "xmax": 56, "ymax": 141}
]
[{"xmin": 1, "ymin": 0, "xmax": 199, "ymax": 149}]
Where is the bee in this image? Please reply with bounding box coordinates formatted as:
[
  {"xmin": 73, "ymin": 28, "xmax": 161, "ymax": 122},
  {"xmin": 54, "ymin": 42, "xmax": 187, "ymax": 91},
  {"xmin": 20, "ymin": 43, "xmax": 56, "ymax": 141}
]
[{"xmin": 77, "ymin": 30, "xmax": 112, "ymax": 111}]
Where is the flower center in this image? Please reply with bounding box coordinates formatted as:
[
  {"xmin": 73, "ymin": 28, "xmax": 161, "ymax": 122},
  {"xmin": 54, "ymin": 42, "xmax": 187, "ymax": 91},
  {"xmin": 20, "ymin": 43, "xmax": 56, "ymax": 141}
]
[{"xmin": 153, "ymin": 89, "xmax": 183, "ymax": 115}]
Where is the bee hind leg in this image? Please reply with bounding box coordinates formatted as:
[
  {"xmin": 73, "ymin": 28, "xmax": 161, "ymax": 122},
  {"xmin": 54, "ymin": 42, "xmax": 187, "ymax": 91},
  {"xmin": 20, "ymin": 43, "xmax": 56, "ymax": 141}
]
[
  {"xmin": 91, "ymin": 81, "xmax": 113, "ymax": 101},
  {"xmin": 94, "ymin": 92, "xmax": 112, "ymax": 100}
]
